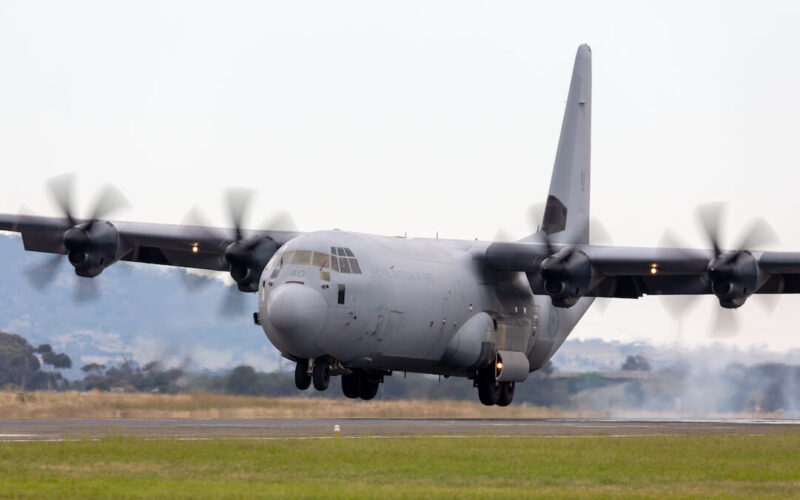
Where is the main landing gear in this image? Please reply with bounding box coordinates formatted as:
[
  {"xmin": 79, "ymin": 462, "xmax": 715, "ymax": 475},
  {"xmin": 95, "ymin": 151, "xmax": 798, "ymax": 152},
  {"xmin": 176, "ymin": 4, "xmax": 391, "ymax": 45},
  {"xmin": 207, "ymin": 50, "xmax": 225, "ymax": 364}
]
[
  {"xmin": 294, "ymin": 358, "xmax": 384, "ymax": 400},
  {"xmin": 476, "ymin": 365, "xmax": 514, "ymax": 406},
  {"xmin": 341, "ymin": 369, "xmax": 381, "ymax": 401}
]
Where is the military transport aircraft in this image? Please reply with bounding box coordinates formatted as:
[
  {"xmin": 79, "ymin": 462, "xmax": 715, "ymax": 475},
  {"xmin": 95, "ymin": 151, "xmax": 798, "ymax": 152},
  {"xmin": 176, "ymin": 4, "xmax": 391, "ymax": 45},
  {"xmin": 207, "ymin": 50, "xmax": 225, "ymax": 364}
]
[{"xmin": 2, "ymin": 44, "xmax": 798, "ymax": 406}]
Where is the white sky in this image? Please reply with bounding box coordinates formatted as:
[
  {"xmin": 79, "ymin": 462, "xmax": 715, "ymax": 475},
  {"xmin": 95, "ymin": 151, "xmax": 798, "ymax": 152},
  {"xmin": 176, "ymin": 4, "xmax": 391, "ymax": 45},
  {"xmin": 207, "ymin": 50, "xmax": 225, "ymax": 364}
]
[{"xmin": 1, "ymin": 1, "xmax": 800, "ymax": 352}]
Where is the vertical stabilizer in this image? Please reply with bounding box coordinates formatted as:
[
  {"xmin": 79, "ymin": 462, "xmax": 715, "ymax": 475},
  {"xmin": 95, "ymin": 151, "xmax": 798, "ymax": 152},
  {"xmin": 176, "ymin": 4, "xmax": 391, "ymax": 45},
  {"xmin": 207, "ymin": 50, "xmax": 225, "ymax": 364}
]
[{"xmin": 540, "ymin": 44, "xmax": 592, "ymax": 245}]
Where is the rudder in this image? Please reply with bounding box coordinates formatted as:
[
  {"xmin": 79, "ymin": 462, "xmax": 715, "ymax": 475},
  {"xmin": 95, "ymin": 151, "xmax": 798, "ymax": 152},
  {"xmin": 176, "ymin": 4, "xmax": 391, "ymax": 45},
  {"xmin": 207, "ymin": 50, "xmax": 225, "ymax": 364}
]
[{"xmin": 539, "ymin": 44, "xmax": 592, "ymax": 245}]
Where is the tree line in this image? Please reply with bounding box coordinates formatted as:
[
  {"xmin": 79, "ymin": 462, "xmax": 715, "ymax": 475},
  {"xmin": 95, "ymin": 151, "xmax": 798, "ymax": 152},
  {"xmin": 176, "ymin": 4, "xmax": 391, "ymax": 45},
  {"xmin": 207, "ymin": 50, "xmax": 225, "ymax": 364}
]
[{"xmin": 2, "ymin": 331, "xmax": 798, "ymax": 413}]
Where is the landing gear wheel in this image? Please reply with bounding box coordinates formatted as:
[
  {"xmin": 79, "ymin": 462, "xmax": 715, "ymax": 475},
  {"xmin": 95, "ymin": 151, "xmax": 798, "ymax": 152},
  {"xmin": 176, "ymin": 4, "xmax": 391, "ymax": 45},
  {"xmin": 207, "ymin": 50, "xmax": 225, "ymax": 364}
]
[
  {"xmin": 497, "ymin": 382, "xmax": 515, "ymax": 407},
  {"xmin": 358, "ymin": 377, "xmax": 380, "ymax": 400},
  {"xmin": 294, "ymin": 359, "xmax": 311, "ymax": 391},
  {"xmin": 312, "ymin": 358, "xmax": 330, "ymax": 391},
  {"xmin": 341, "ymin": 372, "xmax": 360, "ymax": 398},
  {"xmin": 477, "ymin": 368, "xmax": 500, "ymax": 406}
]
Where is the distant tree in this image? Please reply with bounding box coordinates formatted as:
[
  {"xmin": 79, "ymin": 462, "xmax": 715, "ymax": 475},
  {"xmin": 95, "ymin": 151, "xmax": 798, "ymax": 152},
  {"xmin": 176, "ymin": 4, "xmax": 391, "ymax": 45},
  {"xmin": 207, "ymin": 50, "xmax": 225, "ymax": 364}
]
[
  {"xmin": 81, "ymin": 363, "xmax": 106, "ymax": 375},
  {"xmin": 622, "ymin": 354, "xmax": 651, "ymax": 372},
  {"xmin": 0, "ymin": 332, "xmax": 41, "ymax": 390},
  {"xmin": 34, "ymin": 344, "xmax": 52, "ymax": 354},
  {"xmin": 39, "ymin": 349, "xmax": 73, "ymax": 390},
  {"xmin": 225, "ymin": 365, "xmax": 258, "ymax": 395},
  {"xmin": 539, "ymin": 360, "xmax": 556, "ymax": 375},
  {"xmin": 52, "ymin": 353, "xmax": 72, "ymax": 370}
]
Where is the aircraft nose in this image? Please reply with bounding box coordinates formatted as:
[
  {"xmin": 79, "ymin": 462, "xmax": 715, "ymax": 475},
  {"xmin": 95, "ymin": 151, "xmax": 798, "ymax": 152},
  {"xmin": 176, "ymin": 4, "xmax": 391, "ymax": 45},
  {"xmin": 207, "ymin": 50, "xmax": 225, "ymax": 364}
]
[{"xmin": 265, "ymin": 283, "xmax": 328, "ymax": 340}]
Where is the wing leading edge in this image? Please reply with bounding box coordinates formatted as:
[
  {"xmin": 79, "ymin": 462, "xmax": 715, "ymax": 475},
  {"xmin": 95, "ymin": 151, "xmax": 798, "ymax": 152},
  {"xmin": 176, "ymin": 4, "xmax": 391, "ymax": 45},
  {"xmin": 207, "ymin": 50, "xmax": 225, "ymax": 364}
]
[
  {"xmin": 0, "ymin": 213, "xmax": 298, "ymax": 285},
  {"xmin": 485, "ymin": 240, "xmax": 800, "ymax": 307}
]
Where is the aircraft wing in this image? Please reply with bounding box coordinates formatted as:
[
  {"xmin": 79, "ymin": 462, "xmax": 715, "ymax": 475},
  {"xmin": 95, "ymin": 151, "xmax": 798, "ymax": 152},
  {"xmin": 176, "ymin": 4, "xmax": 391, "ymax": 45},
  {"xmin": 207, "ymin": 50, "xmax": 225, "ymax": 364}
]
[
  {"xmin": 0, "ymin": 213, "xmax": 298, "ymax": 290},
  {"xmin": 485, "ymin": 241, "xmax": 800, "ymax": 307}
]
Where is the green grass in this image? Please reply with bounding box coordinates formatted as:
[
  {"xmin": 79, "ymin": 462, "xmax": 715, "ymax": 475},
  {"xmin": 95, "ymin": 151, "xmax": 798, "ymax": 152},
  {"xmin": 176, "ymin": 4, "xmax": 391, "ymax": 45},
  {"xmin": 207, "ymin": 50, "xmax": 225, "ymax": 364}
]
[{"xmin": 0, "ymin": 434, "xmax": 798, "ymax": 499}]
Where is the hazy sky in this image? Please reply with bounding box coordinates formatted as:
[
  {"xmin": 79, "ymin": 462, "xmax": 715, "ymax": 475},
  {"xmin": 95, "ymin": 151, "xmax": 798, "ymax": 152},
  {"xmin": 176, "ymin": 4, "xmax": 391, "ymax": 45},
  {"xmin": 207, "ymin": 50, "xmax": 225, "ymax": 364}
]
[{"xmin": 1, "ymin": 1, "xmax": 800, "ymax": 351}]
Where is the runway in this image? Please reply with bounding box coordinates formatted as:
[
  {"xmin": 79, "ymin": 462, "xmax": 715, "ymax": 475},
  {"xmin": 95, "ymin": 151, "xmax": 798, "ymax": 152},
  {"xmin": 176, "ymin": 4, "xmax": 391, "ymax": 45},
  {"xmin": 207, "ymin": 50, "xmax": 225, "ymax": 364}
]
[{"xmin": 1, "ymin": 418, "xmax": 799, "ymax": 441}]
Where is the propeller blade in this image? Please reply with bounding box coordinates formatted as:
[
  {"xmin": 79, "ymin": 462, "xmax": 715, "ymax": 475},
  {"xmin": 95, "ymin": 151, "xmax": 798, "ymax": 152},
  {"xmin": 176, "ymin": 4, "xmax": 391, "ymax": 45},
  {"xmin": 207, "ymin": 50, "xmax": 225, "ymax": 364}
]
[
  {"xmin": 181, "ymin": 206, "xmax": 230, "ymax": 247},
  {"xmin": 593, "ymin": 297, "xmax": 611, "ymax": 314},
  {"xmin": 218, "ymin": 284, "xmax": 248, "ymax": 317},
  {"xmin": 590, "ymin": 217, "xmax": 613, "ymax": 245},
  {"xmin": 23, "ymin": 254, "xmax": 64, "ymax": 290},
  {"xmin": 178, "ymin": 268, "xmax": 215, "ymax": 293},
  {"xmin": 696, "ymin": 202, "xmax": 726, "ymax": 257},
  {"xmin": 493, "ymin": 229, "xmax": 515, "ymax": 243},
  {"xmin": 260, "ymin": 210, "xmax": 297, "ymax": 233},
  {"xmin": 733, "ymin": 217, "xmax": 780, "ymax": 251},
  {"xmin": 88, "ymin": 183, "xmax": 130, "ymax": 221},
  {"xmin": 753, "ymin": 293, "xmax": 780, "ymax": 314},
  {"xmin": 46, "ymin": 173, "xmax": 77, "ymax": 227},
  {"xmin": 710, "ymin": 307, "xmax": 739, "ymax": 338},
  {"xmin": 526, "ymin": 202, "xmax": 546, "ymax": 233},
  {"xmin": 73, "ymin": 277, "xmax": 101, "ymax": 304},
  {"xmin": 225, "ymin": 188, "xmax": 256, "ymax": 242},
  {"xmin": 659, "ymin": 294, "xmax": 701, "ymax": 319}
]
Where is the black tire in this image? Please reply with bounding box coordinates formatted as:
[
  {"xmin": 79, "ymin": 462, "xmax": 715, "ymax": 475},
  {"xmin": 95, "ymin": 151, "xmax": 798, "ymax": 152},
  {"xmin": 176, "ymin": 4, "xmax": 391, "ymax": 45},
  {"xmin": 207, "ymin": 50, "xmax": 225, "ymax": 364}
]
[
  {"xmin": 497, "ymin": 382, "xmax": 515, "ymax": 407},
  {"xmin": 358, "ymin": 377, "xmax": 380, "ymax": 400},
  {"xmin": 312, "ymin": 358, "xmax": 330, "ymax": 391},
  {"xmin": 477, "ymin": 368, "xmax": 500, "ymax": 406},
  {"xmin": 294, "ymin": 359, "xmax": 311, "ymax": 391},
  {"xmin": 341, "ymin": 372, "xmax": 360, "ymax": 398}
]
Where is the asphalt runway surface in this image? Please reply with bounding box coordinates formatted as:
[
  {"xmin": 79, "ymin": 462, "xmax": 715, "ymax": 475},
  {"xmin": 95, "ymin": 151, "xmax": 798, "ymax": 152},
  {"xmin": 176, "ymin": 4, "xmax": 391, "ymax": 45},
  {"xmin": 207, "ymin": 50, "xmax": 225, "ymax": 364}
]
[{"xmin": 1, "ymin": 418, "xmax": 799, "ymax": 441}]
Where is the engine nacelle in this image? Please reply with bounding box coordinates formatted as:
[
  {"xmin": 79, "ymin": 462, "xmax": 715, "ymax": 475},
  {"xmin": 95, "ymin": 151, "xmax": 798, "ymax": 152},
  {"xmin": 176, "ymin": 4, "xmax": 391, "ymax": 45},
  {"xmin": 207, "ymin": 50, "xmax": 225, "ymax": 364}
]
[
  {"xmin": 708, "ymin": 251, "xmax": 765, "ymax": 308},
  {"xmin": 62, "ymin": 221, "xmax": 121, "ymax": 278},
  {"xmin": 539, "ymin": 249, "xmax": 601, "ymax": 308},
  {"xmin": 225, "ymin": 235, "xmax": 279, "ymax": 292}
]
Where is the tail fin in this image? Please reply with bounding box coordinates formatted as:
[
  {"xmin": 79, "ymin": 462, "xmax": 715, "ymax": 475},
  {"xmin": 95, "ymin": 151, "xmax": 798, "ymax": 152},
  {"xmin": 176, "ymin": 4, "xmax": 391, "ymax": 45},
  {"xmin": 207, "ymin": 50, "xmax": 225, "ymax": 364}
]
[{"xmin": 539, "ymin": 44, "xmax": 592, "ymax": 245}]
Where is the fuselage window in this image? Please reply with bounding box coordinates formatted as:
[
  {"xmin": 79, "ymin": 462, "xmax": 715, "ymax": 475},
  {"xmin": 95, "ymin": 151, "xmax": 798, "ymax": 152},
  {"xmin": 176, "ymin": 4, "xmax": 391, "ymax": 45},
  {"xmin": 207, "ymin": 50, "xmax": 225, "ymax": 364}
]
[
  {"xmin": 344, "ymin": 248, "xmax": 354, "ymax": 257},
  {"xmin": 330, "ymin": 255, "xmax": 340, "ymax": 272},
  {"xmin": 349, "ymin": 259, "xmax": 362, "ymax": 274},
  {"xmin": 339, "ymin": 257, "xmax": 352, "ymax": 274},
  {"xmin": 337, "ymin": 284, "xmax": 346, "ymax": 304}
]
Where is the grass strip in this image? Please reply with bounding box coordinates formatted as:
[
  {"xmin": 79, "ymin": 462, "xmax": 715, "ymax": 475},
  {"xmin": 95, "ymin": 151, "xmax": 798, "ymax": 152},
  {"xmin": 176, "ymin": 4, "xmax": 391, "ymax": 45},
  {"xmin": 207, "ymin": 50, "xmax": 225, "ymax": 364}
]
[{"xmin": 0, "ymin": 434, "xmax": 798, "ymax": 499}]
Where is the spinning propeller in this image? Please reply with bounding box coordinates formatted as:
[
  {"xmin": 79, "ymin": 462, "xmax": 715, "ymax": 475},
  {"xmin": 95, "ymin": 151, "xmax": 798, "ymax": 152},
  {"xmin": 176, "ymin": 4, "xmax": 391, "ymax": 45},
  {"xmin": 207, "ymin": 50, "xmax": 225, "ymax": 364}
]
[
  {"xmin": 181, "ymin": 188, "xmax": 295, "ymax": 316},
  {"xmin": 661, "ymin": 203, "xmax": 779, "ymax": 337},
  {"xmin": 24, "ymin": 173, "xmax": 129, "ymax": 303}
]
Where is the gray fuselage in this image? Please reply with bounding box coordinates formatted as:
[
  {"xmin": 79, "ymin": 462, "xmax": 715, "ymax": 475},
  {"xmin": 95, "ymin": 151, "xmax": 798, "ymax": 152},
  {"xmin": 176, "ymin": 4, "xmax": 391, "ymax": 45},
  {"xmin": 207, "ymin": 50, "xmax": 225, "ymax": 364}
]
[{"xmin": 257, "ymin": 230, "xmax": 591, "ymax": 379}]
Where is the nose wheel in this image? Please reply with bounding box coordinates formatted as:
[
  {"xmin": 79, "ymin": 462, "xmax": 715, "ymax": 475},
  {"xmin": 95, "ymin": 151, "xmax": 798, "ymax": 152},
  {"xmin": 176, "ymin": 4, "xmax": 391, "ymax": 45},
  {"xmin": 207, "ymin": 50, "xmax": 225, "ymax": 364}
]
[
  {"xmin": 312, "ymin": 357, "xmax": 330, "ymax": 391},
  {"xmin": 294, "ymin": 359, "xmax": 311, "ymax": 390}
]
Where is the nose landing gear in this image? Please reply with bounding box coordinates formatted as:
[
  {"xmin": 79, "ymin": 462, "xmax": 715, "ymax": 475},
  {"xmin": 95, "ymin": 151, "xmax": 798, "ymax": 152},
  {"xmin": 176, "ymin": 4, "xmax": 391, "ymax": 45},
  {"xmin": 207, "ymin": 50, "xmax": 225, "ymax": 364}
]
[
  {"xmin": 293, "ymin": 357, "xmax": 331, "ymax": 391},
  {"xmin": 294, "ymin": 359, "xmax": 311, "ymax": 390},
  {"xmin": 295, "ymin": 357, "xmax": 382, "ymax": 398},
  {"xmin": 312, "ymin": 357, "xmax": 330, "ymax": 391}
]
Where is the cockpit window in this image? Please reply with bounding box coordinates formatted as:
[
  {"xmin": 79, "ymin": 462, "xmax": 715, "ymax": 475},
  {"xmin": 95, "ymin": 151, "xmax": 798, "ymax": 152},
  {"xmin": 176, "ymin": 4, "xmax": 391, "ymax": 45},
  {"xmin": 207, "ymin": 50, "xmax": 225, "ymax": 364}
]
[
  {"xmin": 279, "ymin": 250, "xmax": 294, "ymax": 267},
  {"xmin": 312, "ymin": 251, "xmax": 329, "ymax": 269},
  {"xmin": 331, "ymin": 247, "xmax": 361, "ymax": 274},
  {"xmin": 291, "ymin": 250, "xmax": 312, "ymax": 266},
  {"xmin": 273, "ymin": 247, "xmax": 360, "ymax": 276}
]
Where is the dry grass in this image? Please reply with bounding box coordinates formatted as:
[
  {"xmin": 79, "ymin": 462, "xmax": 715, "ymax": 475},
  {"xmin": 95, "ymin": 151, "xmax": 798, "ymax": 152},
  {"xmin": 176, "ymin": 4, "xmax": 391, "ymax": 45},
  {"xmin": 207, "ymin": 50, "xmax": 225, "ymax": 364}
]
[
  {"xmin": 1, "ymin": 391, "xmax": 793, "ymax": 420},
  {"xmin": 0, "ymin": 391, "xmax": 593, "ymax": 419}
]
